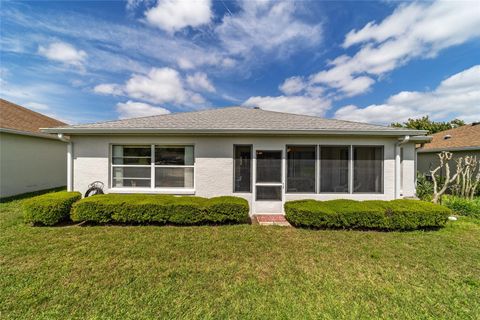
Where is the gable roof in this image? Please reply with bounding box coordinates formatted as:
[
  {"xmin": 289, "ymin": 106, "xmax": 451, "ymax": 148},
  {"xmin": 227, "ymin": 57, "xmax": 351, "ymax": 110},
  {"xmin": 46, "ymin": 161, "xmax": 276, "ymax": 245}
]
[
  {"xmin": 418, "ymin": 123, "xmax": 480, "ymax": 152},
  {"xmin": 42, "ymin": 106, "xmax": 426, "ymax": 136},
  {"xmin": 0, "ymin": 99, "xmax": 66, "ymax": 135}
]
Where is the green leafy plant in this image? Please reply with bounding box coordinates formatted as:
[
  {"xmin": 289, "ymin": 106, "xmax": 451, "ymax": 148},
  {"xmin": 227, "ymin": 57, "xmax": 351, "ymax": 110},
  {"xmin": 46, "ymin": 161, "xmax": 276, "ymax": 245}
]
[
  {"xmin": 71, "ymin": 194, "xmax": 250, "ymax": 225},
  {"xmin": 416, "ymin": 173, "xmax": 434, "ymax": 201},
  {"xmin": 285, "ymin": 199, "xmax": 451, "ymax": 231},
  {"xmin": 442, "ymin": 196, "xmax": 480, "ymax": 218},
  {"xmin": 23, "ymin": 191, "xmax": 81, "ymax": 226}
]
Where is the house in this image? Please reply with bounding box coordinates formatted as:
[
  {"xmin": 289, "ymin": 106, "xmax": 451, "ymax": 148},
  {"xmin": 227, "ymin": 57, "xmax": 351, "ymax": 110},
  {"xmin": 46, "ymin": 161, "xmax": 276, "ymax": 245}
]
[
  {"xmin": 43, "ymin": 107, "xmax": 430, "ymax": 215},
  {"xmin": 417, "ymin": 123, "xmax": 480, "ymax": 175},
  {"xmin": 0, "ymin": 99, "xmax": 68, "ymax": 198}
]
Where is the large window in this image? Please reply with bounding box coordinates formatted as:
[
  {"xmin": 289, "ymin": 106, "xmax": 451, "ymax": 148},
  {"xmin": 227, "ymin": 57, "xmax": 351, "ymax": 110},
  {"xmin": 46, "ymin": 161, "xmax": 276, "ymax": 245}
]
[
  {"xmin": 234, "ymin": 145, "xmax": 252, "ymax": 192},
  {"xmin": 111, "ymin": 145, "xmax": 194, "ymax": 189},
  {"xmin": 287, "ymin": 146, "xmax": 316, "ymax": 193},
  {"xmin": 320, "ymin": 146, "xmax": 349, "ymax": 193},
  {"xmin": 353, "ymin": 146, "xmax": 383, "ymax": 193}
]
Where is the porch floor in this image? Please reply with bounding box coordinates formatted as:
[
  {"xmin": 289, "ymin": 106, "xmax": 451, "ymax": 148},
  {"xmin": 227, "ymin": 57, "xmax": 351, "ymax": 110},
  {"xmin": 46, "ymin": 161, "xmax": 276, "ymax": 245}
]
[{"xmin": 252, "ymin": 214, "xmax": 291, "ymax": 226}]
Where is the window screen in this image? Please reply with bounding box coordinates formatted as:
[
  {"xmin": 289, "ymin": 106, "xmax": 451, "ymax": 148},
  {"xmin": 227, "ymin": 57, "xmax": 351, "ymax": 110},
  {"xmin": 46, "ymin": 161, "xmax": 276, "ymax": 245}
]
[
  {"xmin": 234, "ymin": 145, "xmax": 252, "ymax": 192},
  {"xmin": 353, "ymin": 146, "xmax": 383, "ymax": 193},
  {"xmin": 287, "ymin": 146, "xmax": 316, "ymax": 193},
  {"xmin": 320, "ymin": 146, "xmax": 349, "ymax": 193}
]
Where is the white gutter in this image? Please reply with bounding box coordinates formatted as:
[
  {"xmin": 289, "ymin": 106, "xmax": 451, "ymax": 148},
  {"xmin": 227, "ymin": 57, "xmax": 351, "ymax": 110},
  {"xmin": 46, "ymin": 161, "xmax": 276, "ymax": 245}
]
[
  {"xmin": 57, "ymin": 134, "xmax": 73, "ymax": 192},
  {"xmin": 395, "ymin": 135, "xmax": 410, "ymax": 199},
  {"xmin": 41, "ymin": 127, "xmax": 428, "ymax": 136}
]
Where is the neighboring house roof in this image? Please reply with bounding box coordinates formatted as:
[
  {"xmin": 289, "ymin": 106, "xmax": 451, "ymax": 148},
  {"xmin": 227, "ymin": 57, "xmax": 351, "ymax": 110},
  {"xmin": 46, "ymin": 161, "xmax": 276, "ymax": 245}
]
[
  {"xmin": 43, "ymin": 106, "xmax": 427, "ymax": 137},
  {"xmin": 418, "ymin": 123, "xmax": 480, "ymax": 153},
  {"xmin": 0, "ymin": 99, "xmax": 66, "ymax": 138}
]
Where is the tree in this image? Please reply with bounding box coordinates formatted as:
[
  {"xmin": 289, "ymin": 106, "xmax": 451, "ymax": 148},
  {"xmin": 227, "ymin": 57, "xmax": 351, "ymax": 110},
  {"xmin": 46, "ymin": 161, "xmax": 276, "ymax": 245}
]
[
  {"xmin": 391, "ymin": 116, "xmax": 465, "ymax": 134},
  {"xmin": 430, "ymin": 151, "xmax": 463, "ymax": 204}
]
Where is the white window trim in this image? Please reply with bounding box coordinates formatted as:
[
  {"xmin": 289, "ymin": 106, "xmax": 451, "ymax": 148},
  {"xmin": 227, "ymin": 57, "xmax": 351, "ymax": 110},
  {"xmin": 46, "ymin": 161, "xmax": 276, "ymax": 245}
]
[{"xmin": 110, "ymin": 144, "xmax": 195, "ymax": 193}]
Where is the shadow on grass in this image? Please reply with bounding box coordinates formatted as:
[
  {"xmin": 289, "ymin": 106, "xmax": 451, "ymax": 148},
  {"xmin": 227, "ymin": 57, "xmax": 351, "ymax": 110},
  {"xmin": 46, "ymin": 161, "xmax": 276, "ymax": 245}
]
[{"xmin": 0, "ymin": 186, "xmax": 67, "ymax": 204}]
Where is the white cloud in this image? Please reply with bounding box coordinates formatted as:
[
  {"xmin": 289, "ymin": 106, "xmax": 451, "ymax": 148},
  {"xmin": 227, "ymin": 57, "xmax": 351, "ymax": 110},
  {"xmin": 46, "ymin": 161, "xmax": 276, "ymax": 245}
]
[
  {"xmin": 93, "ymin": 83, "xmax": 123, "ymax": 95},
  {"xmin": 145, "ymin": 0, "xmax": 212, "ymax": 32},
  {"xmin": 334, "ymin": 65, "xmax": 480, "ymax": 124},
  {"xmin": 94, "ymin": 67, "xmax": 206, "ymax": 106},
  {"xmin": 125, "ymin": 67, "xmax": 201, "ymax": 104},
  {"xmin": 243, "ymin": 95, "xmax": 331, "ymax": 116},
  {"xmin": 116, "ymin": 100, "xmax": 171, "ymax": 119},
  {"xmin": 216, "ymin": 1, "xmax": 322, "ymax": 58},
  {"xmin": 303, "ymin": 1, "xmax": 480, "ymax": 97},
  {"xmin": 186, "ymin": 72, "xmax": 215, "ymax": 93},
  {"xmin": 279, "ymin": 76, "xmax": 306, "ymax": 95},
  {"xmin": 38, "ymin": 41, "xmax": 87, "ymax": 66},
  {"xmin": 24, "ymin": 102, "xmax": 50, "ymax": 111}
]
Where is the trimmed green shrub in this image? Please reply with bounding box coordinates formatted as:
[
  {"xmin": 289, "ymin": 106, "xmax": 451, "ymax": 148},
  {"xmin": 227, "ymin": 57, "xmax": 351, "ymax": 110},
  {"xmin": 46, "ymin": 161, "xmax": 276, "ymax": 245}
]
[
  {"xmin": 23, "ymin": 191, "xmax": 82, "ymax": 226},
  {"xmin": 285, "ymin": 199, "xmax": 451, "ymax": 230},
  {"xmin": 71, "ymin": 194, "xmax": 249, "ymax": 225},
  {"xmin": 442, "ymin": 196, "xmax": 480, "ymax": 218}
]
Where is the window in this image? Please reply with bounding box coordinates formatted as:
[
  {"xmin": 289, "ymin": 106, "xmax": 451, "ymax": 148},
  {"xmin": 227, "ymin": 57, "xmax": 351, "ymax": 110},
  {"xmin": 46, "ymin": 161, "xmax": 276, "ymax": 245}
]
[
  {"xmin": 112, "ymin": 146, "xmax": 151, "ymax": 188},
  {"xmin": 234, "ymin": 145, "xmax": 252, "ymax": 192},
  {"xmin": 353, "ymin": 146, "xmax": 383, "ymax": 193},
  {"xmin": 111, "ymin": 145, "xmax": 194, "ymax": 189},
  {"xmin": 320, "ymin": 146, "xmax": 349, "ymax": 193},
  {"xmin": 155, "ymin": 146, "xmax": 194, "ymax": 188},
  {"xmin": 287, "ymin": 146, "xmax": 316, "ymax": 193}
]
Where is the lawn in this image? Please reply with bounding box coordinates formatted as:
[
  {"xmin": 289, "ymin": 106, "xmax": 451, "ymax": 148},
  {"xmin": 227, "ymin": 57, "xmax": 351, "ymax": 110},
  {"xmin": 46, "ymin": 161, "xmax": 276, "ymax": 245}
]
[{"xmin": 1, "ymin": 194, "xmax": 479, "ymax": 319}]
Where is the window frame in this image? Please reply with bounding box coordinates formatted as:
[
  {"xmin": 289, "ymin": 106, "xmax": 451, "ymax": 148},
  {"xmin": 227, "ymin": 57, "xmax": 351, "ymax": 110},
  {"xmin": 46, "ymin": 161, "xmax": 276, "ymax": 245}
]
[
  {"xmin": 110, "ymin": 144, "xmax": 195, "ymax": 193},
  {"xmin": 233, "ymin": 144, "xmax": 253, "ymax": 193},
  {"xmin": 285, "ymin": 144, "xmax": 317, "ymax": 194},
  {"xmin": 318, "ymin": 145, "xmax": 351, "ymax": 194},
  {"xmin": 352, "ymin": 145, "xmax": 384, "ymax": 194}
]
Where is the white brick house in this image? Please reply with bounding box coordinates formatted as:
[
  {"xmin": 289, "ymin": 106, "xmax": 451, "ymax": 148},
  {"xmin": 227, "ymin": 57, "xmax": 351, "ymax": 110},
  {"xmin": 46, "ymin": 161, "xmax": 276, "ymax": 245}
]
[{"xmin": 44, "ymin": 107, "xmax": 430, "ymax": 215}]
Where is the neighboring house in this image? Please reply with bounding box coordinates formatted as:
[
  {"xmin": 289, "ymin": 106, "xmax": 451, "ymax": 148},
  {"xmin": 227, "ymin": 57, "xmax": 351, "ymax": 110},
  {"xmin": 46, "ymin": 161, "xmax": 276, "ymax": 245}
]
[
  {"xmin": 43, "ymin": 107, "xmax": 430, "ymax": 215},
  {"xmin": 0, "ymin": 99, "xmax": 67, "ymax": 198},
  {"xmin": 417, "ymin": 123, "xmax": 480, "ymax": 176}
]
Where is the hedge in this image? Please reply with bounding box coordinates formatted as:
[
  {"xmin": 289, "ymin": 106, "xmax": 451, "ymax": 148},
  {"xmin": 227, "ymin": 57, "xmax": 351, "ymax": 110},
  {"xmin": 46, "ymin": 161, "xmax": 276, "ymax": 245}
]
[
  {"xmin": 284, "ymin": 199, "xmax": 451, "ymax": 230},
  {"xmin": 23, "ymin": 191, "xmax": 82, "ymax": 226},
  {"xmin": 71, "ymin": 194, "xmax": 250, "ymax": 225}
]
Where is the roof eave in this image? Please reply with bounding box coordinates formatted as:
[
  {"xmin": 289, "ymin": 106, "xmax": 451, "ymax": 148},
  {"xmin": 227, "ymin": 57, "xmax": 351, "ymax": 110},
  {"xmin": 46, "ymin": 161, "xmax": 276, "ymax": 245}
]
[
  {"xmin": 1, "ymin": 127, "xmax": 66, "ymax": 141},
  {"xmin": 417, "ymin": 146, "xmax": 480, "ymax": 153},
  {"xmin": 41, "ymin": 127, "xmax": 427, "ymax": 136}
]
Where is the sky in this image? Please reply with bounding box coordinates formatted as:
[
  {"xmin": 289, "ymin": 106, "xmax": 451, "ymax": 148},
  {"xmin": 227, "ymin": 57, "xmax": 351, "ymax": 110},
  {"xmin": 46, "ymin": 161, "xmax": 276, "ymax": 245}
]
[{"xmin": 1, "ymin": 0, "xmax": 479, "ymax": 125}]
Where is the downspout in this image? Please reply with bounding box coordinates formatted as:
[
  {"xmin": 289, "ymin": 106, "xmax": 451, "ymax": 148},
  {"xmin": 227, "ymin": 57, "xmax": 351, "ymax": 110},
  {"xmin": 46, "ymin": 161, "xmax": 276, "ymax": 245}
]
[
  {"xmin": 395, "ymin": 135, "xmax": 410, "ymax": 199},
  {"xmin": 58, "ymin": 133, "xmax": 73, "ymax": 192}
]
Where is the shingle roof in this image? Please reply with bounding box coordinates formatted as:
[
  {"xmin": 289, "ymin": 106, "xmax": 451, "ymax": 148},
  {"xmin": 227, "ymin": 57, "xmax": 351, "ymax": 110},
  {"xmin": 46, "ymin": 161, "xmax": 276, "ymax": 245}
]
[
  {"xmin": 43, "ymin": 106, "xmax": 425, "ymax": 136},
  {"xmin": 0, "ymin": 98, "xmax": 65, "ymax": 134},
  {"xmin": 418, "ymin": 123, "xmax": 480, "ymax": 152}
]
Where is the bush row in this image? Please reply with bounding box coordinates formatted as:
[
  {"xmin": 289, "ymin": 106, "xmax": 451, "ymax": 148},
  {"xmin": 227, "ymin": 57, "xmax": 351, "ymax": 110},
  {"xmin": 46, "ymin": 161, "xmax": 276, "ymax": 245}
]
[
  {"xmin": 23, "ymin": 191, "xmax": 82, "ymax": 226},
  {"xmin": 442, "ymin": 196, "xmax": 480, "ymax": 218},
  {"xmin": 71, "ymin": 194, "xmax": 250, "ymax": 225},
  {"xmin": 285, "ymin": 199, "xmax": 451, "ymax": 230}
]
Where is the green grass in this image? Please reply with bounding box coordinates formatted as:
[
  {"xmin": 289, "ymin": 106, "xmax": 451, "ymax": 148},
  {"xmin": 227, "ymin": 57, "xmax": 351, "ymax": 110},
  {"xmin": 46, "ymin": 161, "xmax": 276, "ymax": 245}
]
[{"xmin": 1, "ymin": 193, "xmax": 479, "ymax": 319}]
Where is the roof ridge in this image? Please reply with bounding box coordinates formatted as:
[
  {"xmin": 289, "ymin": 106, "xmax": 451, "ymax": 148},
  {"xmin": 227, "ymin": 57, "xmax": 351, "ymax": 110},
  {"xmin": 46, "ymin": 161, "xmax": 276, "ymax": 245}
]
[{"xmin": 63, "ymin": 106, "xmax": 245, "ymax": 128}]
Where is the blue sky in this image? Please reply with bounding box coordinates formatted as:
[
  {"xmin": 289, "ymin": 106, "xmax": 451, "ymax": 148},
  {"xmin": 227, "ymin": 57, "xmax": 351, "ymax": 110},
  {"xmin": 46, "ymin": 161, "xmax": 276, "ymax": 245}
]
[{"xmin": 1, "ymin": 0, "xmax": 479, "ymax": 124}]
